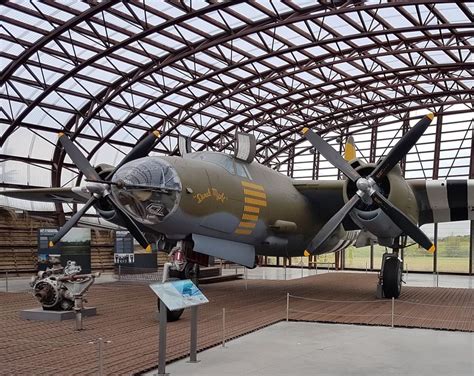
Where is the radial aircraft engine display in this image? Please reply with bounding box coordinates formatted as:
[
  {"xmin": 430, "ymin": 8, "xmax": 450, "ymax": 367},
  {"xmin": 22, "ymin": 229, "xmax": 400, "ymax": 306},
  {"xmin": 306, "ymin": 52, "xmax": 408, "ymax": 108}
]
[
  {"xmin": 3, "ymin": 112, "xmax": 474, "ymax": 320},
  {"xmin": 31, "ymin": 260, "xmax": 99, "ymax": 311}
]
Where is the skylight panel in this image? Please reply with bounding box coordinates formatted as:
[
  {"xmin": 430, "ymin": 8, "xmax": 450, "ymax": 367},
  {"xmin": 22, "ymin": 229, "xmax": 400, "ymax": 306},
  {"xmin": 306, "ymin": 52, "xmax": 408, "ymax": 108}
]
[
  {"xmin": 323, "ymin": 15, "xmax": 359, "ymax": 36},
  {"xmin": 184, "ymin": 17, "xmax": 223, "ymax": 36},
  {"xmin": 156, "ymin": 3, "xmax": 186, "ymax": 18},
  {"xmin": 230, "ymin": 3, "xmax": 267, "ymax": 22},
  {"xmin": 152, "ymin": 32, "xmax": 186, "ymax": 50},
  {"xmin": 165, "ymin": 24, "xmax": 204, "ymax": 44},
  {"xmin": 276, "ymin": 25, "xmax": 311, "ymax": 45},
  {"xmin": 232, "ymin": 38, "xmax": 267, "ymax": 57}
]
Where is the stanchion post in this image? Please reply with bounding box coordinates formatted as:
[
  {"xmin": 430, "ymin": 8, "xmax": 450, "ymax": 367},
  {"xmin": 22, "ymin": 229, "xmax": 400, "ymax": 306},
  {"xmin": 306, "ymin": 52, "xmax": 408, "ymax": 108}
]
[
  {"xmin": 74, "ymin": 295, "xmax": 83, "ymax": 331},
  {"xmin": 244, "ymin": 267, "xmax": 248, "ymax": 290},
  {"xmin": 391, "ymin": 297, "xmax": 394, "ymax": 328},
  {"xmin": 437, "ymin": 272, "xmax": 439, "ymax": 288},
  {"xmin": 301, "ymin": 261, "xmax": 304, "ymax": 278},
  {"xmin": 284, "ymin": 261, "xmax": 287, "ymax": 280},
  {"xmin": 118, "ymin": 265, "xmax": 121, "ymax": 281},
  {"xmin": 188, "ymin": 306, "xmax": 199, "ymax": 363},
  {"xmin": 5, "ymin": 271, "xmax": 8, "ymax": 293},
  {"xmin": 158, "ymin": 300, "xmax": 168, "ymax": 375},
  {"xmin": 286, "ymin": 293, "xmax": 289, "ymax": 322},
  {"xmin": 98, "ymin": 338, "xmax": 104, "ymax": 376},
  {"xmin": 365, "ymin": 262, "xmax": 368, "ymax": 273},
  {"xmin": 88, "ymin": 337, "xmax": 111, "ymax": 376},
  {"xmin": 222, "ymin": 308, "xmax": 226, "ymax": 348}
]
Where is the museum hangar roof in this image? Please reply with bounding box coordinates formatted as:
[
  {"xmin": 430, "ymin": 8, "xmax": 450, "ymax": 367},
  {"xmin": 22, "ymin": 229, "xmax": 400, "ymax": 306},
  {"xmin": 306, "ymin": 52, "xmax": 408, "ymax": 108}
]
[{"xmin": 0, "ymin": 0, "xmax": 473, "ymax": 212}]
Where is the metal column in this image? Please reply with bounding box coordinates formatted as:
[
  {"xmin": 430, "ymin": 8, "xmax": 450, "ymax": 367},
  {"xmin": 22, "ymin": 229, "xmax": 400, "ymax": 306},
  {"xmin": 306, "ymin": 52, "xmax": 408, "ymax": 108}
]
[
  {"xmin": 158, "ymin": 301, "xmax": 168, "ymax": 376},
  {"xmin": 188, "ymin": 306, "xmax": 199, "ymax": 363}
]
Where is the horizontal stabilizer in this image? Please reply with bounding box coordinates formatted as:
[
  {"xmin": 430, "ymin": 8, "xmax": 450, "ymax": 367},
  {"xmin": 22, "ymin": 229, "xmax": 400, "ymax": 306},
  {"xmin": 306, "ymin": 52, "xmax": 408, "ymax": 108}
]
[{"xmin": 192, "ymin": 234, "xmax": 256, "ymax": 268}]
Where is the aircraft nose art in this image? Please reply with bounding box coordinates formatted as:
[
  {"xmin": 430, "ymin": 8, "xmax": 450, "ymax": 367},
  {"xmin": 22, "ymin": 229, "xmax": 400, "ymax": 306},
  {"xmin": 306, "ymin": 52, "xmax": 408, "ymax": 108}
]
[{"xmin": 110, "ymin": 157, "xmax": 182, "ymax": 224}]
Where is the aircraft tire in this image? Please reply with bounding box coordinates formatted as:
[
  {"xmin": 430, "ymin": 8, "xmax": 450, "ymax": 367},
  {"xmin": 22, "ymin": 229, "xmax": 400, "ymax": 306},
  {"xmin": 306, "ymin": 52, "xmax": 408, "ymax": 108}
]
[
  {"xmin": 169, "ymin": 263, "xmax": 200, "ymax": 286},
  {"xmin": 157, "ymin": 277, "xmax": 184, "ymax": 322},
  {"xmin": 382, "ymin": 257, "xmax": 402, "ymax": 299}
]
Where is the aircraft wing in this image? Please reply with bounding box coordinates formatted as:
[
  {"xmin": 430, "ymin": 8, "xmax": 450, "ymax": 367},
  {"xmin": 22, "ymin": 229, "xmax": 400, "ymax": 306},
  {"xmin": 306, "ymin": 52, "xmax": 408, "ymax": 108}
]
[
  {"xmin": 409, "ymin": 179, "xmax": 474, "ymax": 225},
  {"xmin": 0, "ymin": 187, "xmax": 92, "ymax": 204},
  {"xmin": 293, "ymin": 180, "xmax": 345, "ymax": 207},
  {"xmin": 292, "ymin": 180, "xmax": 359, "ymax": 226}
]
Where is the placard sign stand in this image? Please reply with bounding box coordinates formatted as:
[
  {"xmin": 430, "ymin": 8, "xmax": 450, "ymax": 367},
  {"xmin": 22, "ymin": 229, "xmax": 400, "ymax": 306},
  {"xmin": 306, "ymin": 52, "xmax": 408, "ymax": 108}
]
[{"xmin": 150, "ymin": 280, "xmax": 209, "ymax": 376}]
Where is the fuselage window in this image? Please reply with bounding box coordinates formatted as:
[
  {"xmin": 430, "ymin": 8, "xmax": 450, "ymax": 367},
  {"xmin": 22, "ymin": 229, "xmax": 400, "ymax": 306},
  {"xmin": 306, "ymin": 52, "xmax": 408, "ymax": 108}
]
[{"xmin": 235, "ymin": 161, "xmax": 252, "ymax": 180}]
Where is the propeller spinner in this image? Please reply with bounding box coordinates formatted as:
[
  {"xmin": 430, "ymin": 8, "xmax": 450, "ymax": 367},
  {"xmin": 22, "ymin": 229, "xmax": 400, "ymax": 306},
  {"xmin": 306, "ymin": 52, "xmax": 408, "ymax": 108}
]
[{"xmin": 302, "ymin": 113, "xmax": 436, "ymax": 255}]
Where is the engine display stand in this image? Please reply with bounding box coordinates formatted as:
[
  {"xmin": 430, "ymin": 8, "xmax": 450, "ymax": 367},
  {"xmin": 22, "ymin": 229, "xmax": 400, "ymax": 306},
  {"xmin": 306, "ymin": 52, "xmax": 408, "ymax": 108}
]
[{"xmin": 20, "ymin": 307, "xmax": 97, "ymax": 321}]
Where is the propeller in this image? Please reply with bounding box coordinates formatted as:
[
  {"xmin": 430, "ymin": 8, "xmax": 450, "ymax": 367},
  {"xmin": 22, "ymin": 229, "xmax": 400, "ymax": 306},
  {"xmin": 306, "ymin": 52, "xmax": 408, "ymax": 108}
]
[
  {"xmin": 49, "ymin": 131, "xmax": 161, "ymax": 251},
  {"xmin": 302, "ymin": 113, "xmax": 436, "ymax": 255}
]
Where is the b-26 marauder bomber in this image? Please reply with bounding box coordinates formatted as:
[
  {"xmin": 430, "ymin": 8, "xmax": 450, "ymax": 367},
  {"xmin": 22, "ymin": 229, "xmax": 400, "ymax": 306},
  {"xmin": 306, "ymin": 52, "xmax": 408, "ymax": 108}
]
[{"xmin": 2, "ymin": 113, "xmax": 472, "ymax": 321}]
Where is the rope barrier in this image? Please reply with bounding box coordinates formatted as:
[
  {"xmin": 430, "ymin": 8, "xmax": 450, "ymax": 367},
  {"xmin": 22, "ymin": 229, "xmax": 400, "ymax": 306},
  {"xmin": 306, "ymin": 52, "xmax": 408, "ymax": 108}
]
[
  {"xmin": 288, "ymin": 294, "xmax": 387, "ymax": 304},
  {"xmin": 288, "ymin": 309, "xmax": 392, "ymax": 318}
]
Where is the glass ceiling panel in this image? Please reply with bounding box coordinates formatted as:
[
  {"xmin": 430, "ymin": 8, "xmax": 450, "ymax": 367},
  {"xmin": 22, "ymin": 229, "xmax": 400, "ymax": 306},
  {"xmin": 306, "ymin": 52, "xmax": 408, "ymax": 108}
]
[{"xmin": 0, "ymin": 0, "xmax": 472, "ymax": 212}]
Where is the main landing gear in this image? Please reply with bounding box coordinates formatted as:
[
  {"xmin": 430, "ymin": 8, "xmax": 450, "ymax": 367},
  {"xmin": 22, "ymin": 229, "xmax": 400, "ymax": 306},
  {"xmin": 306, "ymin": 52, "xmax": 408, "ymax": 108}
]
[
  {"xmin": 377, "ymin": 238, "xmax": 404, "ymax": 299},
  {"xmin": 157, "ymin": 240, "xmax": 203, "ymax": 322}
]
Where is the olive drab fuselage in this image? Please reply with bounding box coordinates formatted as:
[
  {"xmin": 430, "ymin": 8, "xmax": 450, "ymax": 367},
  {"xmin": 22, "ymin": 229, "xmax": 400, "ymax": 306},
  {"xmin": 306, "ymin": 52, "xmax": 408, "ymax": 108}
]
[{"xmin": 137, "ymin": 153, "xmax": 325, "ymax": 257}]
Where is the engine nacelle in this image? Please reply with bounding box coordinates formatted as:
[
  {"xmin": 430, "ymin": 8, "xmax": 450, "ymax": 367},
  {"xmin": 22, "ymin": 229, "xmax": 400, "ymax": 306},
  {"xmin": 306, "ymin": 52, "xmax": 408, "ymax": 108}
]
[{"xmin": 343, "ymin": 161, "xmax": 418, "ymax": 247}]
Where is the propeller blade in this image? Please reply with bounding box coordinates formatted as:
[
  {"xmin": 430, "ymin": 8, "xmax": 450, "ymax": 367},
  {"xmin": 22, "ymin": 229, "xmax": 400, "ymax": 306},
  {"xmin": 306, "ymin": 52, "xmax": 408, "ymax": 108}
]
[
  {"xmin": 301, "ymin": 128, "xmax": 361, "ymax": 182},
  {"xmin": 372, "ymin": 191, "xmax": 435, "ymax": 253},
  {"xmin": 58, "ymin": 133, "xmax": 101, "ymax": 181},
  {"xmin": 370, "ymin": 113, "xmax": 434, "ymax": 181},
  {"xmin": 106, "ymin": 196, "xmax": 152, "ymax": 251},
  {"xmin": 49, "ymin": 196, "xmax": 96, "ymax": 247},
  {"xmin": 106, "ymin": 131, "xmax": 161, "ymax": 180},
  {"xmin": 305, "ymin": 194, "xmax": 360, "ymax": 255}
]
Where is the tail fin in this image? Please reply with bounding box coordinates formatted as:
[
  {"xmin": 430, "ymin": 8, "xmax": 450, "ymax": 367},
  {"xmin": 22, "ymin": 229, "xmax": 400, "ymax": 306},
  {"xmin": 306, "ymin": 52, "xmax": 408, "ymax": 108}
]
[{"xmin": 344, "ymin": 136, "xmax": 356, "ymax": 161}]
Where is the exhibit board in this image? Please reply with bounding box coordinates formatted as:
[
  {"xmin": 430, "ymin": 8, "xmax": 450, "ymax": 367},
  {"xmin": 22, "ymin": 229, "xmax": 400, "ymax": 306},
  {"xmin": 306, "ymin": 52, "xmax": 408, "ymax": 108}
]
[
  {"xmin": 150, "ymin": 279, "xmax": 209, "ymax": 311},
  {"xmin": 114, "ymin": 230, "xmax": 157, "ymax": 270},
  {"xmin": 38, "ymin": 228, "xmax": 91, "ymax": 272}
]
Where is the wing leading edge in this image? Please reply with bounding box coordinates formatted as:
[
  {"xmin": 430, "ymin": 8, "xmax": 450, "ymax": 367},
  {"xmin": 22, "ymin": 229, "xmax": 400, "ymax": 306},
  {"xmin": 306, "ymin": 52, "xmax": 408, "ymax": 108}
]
[
  {"xmin": 0, "ymin": 187, "xmax": 91, "ymax": 204},
  {"xmin": 409, "ymin": 179, "xmax": 474, "ymax": 225}
]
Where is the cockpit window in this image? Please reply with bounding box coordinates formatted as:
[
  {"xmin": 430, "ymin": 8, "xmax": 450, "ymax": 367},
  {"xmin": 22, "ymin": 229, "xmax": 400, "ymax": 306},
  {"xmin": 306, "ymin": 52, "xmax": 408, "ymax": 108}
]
[
  {"xmin": 235, "ymin": 161, "xmax": 251, "ymax": 179},
  {"xmin": 188, "ymin": 152, "xmax": 235, "ymax": 175},
  {"xmin": 188, "ymin": 152, "xmax": 252, "ymax": 179}
]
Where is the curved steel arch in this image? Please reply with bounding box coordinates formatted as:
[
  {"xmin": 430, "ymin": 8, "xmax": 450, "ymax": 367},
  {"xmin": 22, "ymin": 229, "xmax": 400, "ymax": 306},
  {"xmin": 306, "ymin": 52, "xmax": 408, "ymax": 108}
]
[
  {"xmin": 272, "ymin": 106, "xmax": 473, "ymax": 170},
  {"xmin": 70, "ymin": 13, "xmax": 470, "ymax": 146},
  {"xmin": 64, "ymin": 2, "xmax": 329, "ymax": 142},
  {"xmin": 260, "ymin": 94, "xmax": 471, "ymax": 166},
  {"xmin": 191, "ymin": 62, "xmax": 472, "ymax": 153},
  {"xmin": 78, "ymin": 25, "xmax": 473, "ymax": 171},
  {"xmin": 0, "ymin": 0, "xmax": 119, "ymax": 82},
  {"xmin": 0, "ymin": 0, "xmax": 246, "ymax": 147},
  {"xmin": 1, "ymin": 0, "xmax": 473, "ymax": 193}
]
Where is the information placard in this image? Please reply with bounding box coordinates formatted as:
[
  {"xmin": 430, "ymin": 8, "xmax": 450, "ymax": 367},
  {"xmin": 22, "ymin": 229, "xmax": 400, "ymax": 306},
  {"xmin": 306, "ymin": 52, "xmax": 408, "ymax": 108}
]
[{"xmin": 150, "ymin": 279, "xmax": 208, "ymax": 311}]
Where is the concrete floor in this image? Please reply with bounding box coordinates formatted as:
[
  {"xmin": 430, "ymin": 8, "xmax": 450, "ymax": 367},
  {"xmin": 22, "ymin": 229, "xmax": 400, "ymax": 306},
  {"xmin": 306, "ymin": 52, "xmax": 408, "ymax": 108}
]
[{"xmin": 162, "ymin": 322, "xmax": 474, "ymax": 376}]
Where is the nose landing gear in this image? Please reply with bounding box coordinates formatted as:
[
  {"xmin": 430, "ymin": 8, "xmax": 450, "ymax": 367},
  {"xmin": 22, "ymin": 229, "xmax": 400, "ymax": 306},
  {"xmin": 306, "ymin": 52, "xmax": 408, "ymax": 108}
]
[
  {"xmin": 376, "ymin": 238, "xmax": 404, "ymax": 299},
  {"xmin": 158, "ymin": 240, "xmax": 203, "ymax": 322}
]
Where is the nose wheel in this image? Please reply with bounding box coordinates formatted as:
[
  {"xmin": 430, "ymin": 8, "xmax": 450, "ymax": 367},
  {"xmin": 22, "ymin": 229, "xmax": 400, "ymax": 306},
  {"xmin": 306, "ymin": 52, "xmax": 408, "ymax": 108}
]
[
  {"xmin": 157, "ymin": 241, "xmax": 201, "ymax": 322},
  {"xmin": 381, "ymin": 255, "xmax": 403, "ymax": 298}
]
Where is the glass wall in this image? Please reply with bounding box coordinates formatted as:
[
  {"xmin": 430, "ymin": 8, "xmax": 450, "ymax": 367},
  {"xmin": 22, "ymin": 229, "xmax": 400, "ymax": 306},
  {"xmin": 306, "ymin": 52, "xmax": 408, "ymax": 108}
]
[
  {"xmin": 437, "ymin": 221, "xmax": 470, "ymax": 274},
  {"xmin": 403, "ymin": 224, "xmax": 435, "ymax": 272},
  {"xmin": 344, "ymin": 245, "xmax": 370, "ymax": 269}
]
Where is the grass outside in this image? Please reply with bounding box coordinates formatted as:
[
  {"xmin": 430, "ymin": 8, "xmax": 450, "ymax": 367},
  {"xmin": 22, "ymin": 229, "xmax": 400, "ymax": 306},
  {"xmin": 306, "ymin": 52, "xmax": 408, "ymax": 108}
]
[{"xmin": 266, "ymin": 235, "xmax": 471, "ymax": 274}]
